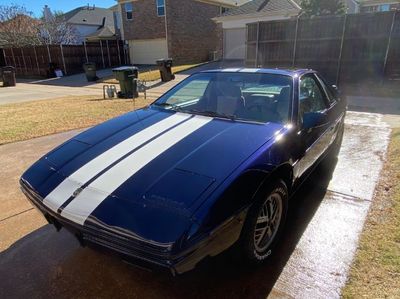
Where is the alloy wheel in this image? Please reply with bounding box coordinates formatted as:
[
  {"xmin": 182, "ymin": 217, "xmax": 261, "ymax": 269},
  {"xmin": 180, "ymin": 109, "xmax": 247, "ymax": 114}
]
[{"xmin": 253, "ymin": 192, "xmax": 283, "ymax": 253}]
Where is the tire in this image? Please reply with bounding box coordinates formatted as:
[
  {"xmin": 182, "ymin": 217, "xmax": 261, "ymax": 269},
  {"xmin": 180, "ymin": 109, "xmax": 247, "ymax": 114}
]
[{"xmin": 238, "ymin": 179, "xmax": 288, "ymax": 264}]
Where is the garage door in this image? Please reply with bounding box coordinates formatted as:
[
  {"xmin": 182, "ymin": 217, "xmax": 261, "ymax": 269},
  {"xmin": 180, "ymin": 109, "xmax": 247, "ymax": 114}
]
[
  {"xmin": 129, "ymin": 39, "xmax": 168, "ymax": 65},
  {"xmin": 223, "ymin": 28, "xmax": 246, "ymax": 60}
]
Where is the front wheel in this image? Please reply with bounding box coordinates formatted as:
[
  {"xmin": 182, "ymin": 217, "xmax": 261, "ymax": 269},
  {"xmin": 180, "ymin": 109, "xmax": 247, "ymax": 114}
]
[{"xmin": 239, "ymin": 180, "xmax": 288, "ymax": 263}]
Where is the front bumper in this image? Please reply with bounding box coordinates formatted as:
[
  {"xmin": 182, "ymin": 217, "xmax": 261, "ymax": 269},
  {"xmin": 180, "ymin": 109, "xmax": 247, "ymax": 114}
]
[{"xmin": 20, "ymin": 179, "xmax": 246, "ymax": 274}]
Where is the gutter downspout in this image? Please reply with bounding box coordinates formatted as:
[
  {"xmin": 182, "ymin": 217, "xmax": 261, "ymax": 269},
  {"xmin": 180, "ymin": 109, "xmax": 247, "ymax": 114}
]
[
  {"xmin": 164, "ymin": 0, "xmax": 170, "ymax": 58},
  {"xmin": 119, "ymin": 2, "xmax": 125, "ymax": 41}
]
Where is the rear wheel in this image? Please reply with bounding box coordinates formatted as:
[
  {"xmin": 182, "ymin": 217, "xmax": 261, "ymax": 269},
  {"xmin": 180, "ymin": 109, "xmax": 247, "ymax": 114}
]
[{"xmin": 239, "ymin": 180, "xmax": 288, "ymax": 263}]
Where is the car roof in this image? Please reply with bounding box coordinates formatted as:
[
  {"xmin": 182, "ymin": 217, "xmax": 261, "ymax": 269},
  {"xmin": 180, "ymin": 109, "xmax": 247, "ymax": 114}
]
[{"xmin": 200, "ymin": 68, "xmax": 313, "ymax": 77}]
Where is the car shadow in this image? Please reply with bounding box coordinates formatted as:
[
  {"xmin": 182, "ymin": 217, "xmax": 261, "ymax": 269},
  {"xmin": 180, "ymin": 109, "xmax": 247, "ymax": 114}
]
[
  {"xmin": 16, "ymin": 66, "xmax": 156, "ymax": 88},
  {"xmin": 0, "ymin": 157, "xmax": 337, "ymax": 299},
  {"xmin": 17, "ymin": 68, "xmax": 114, "ymax": 88}
]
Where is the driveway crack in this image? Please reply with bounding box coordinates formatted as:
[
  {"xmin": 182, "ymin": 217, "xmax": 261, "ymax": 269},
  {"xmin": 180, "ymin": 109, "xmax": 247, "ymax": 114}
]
[
  {"xmin": 0, "ymin": 208, "xmax": 34, "ymax": 223},
  {"xmin": 325, "ymin": 189, "xmax": 372, "ymax": 203}
]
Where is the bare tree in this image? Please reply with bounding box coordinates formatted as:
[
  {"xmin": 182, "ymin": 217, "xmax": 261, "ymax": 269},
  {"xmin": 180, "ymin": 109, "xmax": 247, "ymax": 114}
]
[
  {"xmin": 38, "ymin": 8, "xmax": 78, "ymax": 45},
  {"xmin": 300, "ymin": 0, "xmax": 347, "ymax": 17},
  {"xmin": 0, "ymin": 4, "xmax": 41, "ymax": 47}
]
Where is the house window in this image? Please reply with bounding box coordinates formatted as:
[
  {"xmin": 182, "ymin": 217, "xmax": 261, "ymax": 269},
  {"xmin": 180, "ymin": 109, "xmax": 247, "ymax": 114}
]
[
  {"xmin": 125, "ymin": 2, "xmax": 133, "ymax": 20},
  {"xmin": 156, "ymin": 0, "xmax": 165, "ymax": 16},
  {"xmin": 220, "ymin": 6, "xmax": 230, "ymax": 15},
  {"xmin": 379, "ymin": 4, "xmax": 390, "ymax": 11}
]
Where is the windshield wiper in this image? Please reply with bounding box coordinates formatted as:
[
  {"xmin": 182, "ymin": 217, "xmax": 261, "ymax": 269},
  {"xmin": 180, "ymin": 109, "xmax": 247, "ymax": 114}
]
[
  {"xmin": 187, "ymin": 109, "xmax": 237, "ymax": 121},
  {"xmin": 153, "ymin": 102, "xmax": 183, "ymax": 111}
]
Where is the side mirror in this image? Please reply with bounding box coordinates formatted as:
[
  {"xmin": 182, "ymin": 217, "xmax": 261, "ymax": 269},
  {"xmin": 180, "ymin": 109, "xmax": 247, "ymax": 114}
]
[
  {"xmin": 331, "ymin": 84, "xmax": 340, "ymax": 98},
  {"xmin": 302, "ymin": 111, "xmax": 328, "ymax": 130}
]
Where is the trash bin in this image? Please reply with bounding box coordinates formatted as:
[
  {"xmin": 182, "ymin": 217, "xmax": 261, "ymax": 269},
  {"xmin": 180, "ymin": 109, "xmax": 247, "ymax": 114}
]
[
  {"xmin": 156, "ymin": 58, "xmax": 175, "ymax": 82},
  {"xmin": 2, "ymin": 66, "xmax": 16, "ymax": 87},
  {"xmin": 83, "ymin": 62, "xmax": 98, "ymax": 82},
  {"xmin": 112, "ymin": 66, "xmax": 139, "ymax": 98}
]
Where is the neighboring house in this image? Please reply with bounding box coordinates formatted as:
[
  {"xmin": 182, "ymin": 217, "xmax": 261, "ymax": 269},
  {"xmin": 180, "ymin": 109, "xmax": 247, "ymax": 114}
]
[
  {"xmin": 118, "ymin": 0, "xmax": 231, "ymax": 65},
  {"xmin": 85, "ymin": 24, "xmax": 118, "ymax": 42},
  {"xmin": 359, "ymin": 0, "xmax": 400, "ymax": 12},
  {"xmin": 345, "ymin": 0, "xmax": 361, "ymax": 13},
  {"xmin": 213, "ymin": 0, "xmax": 301, "ymax": 60},
  {"xmin": 292, "ymin": 0, "xmax": 399, "ymax": 14},
  {"xmin": 291, "ymin": 0, "xmax": 361, "ymax": 14},
  {"xmin": 61, "ymin": 5, "xmax": 116, "ymax": 43}
]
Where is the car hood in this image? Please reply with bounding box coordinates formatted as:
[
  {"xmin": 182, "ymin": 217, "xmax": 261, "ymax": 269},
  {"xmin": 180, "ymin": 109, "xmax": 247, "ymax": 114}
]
[{"xmin": 22, "ymin": 108, "xmax": 283, "ymax": 242}]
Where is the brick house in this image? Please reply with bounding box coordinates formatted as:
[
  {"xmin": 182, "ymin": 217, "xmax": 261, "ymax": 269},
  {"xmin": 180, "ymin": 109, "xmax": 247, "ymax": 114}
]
[
  {"xmin": 359, "ymin": 0, "xmax": 400, "ymax": 12},
  {"xmin": 117, "ymin": 0, "xmax": 238, "ymax": 65}
]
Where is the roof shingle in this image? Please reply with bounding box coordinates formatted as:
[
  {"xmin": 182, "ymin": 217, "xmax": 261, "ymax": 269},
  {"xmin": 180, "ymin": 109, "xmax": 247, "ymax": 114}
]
[
  {"xmin": 62, "ymin": 6, "xmax": 114, "ymax": 27},
  {"xmin": 221, "ymin": 0, "xmax": 301, "ymax": 16}
]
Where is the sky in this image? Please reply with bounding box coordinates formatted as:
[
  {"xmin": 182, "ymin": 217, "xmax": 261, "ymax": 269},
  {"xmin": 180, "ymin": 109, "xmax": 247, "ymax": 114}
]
[{"xmin": 2, "ymin": 0, "xmax": 117, "ymax": 17}]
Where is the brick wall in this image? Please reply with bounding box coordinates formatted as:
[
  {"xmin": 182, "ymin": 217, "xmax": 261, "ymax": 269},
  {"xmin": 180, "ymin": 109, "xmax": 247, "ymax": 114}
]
[
  {"xmin": 121, "ymin": 0, "xmax": 166, "ymax": 40},
  {"xmin": 166, "ymin": 0, "xmax": 222, "ymax": 64},
  {"xmin": 119, "ymin": 0, "xmax": 223, "ymax": 64}
]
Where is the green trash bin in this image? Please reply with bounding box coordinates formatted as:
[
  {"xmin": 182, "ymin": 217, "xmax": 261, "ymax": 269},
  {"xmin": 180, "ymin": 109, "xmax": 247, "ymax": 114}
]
[
  {"xmin": 112, "ymin": 66, "xmax": 139, "ymax": 98},
  {"xmin": 83, "ymin": 62, "xmax": 98, "ymax": 82}
]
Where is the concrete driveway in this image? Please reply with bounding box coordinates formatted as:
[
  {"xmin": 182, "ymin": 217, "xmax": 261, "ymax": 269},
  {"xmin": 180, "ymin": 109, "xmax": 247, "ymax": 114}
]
[
  {"xmin": 0, "ymin": 83, "xmax": 104, "ymax": 105},
  {"xmin": 0, "ymin": 110, "xmax": 394, "ymax": 299},
  {"xmin": 0, "ymin": 72, "xmax": 110, "ymax": 105},
  {"xmin": 0, "ymin": 67, "xmax": 149, "ymax": 105}
]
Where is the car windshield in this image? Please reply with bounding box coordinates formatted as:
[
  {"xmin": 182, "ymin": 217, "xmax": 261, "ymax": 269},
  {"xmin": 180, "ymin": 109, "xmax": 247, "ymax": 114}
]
[{"xmin": 152, "ymin": 72, "xmax": 293, "ymax": 124}]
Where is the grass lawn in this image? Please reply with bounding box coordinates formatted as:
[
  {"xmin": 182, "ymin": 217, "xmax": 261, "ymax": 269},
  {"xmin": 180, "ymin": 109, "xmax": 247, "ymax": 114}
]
[
  {"xmin": 342, "ymin": 128, "xmax": 400, "ymax": 298},
  {"xmin": 101, "ymin": 63, "xmax": 202, "ymax": 84},
  {"xmin": 0, "ymin": 96, "xmax": 152, "ymax": 145}
]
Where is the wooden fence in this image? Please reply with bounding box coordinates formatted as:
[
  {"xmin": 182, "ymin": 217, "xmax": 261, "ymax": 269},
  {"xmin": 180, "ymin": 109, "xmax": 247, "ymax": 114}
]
[
  {"xmin": 0, "ymin": 40, "xmax": 129, "ymax": 77},
  {"xmin": 246, "ymin": 10, "xmax": 400, "ymax": 85}
]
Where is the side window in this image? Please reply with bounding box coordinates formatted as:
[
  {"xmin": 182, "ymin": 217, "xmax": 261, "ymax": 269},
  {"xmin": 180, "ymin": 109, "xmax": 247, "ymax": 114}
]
[
  {"xmin": 125, "ymin": 2, "xmax": 133, "ymax": 20},
  {"xmin": 299, "ymin": 75, "xmax": 328, "ymax": 117},
  {"xmin": 156, "ymin": 0, "xmax": 165, "ymax": 16},
  {"xmin": 315, "ymin": 74, "xmax": 336, "ymax": 104}
]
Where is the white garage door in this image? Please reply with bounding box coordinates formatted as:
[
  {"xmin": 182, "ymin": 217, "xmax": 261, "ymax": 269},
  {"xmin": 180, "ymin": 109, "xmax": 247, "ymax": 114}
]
[
  {"xmin": 224, "ymin": 28, "xmax": 246, "ymax": 60},
  {"xmin": 129, "ymin": 39, "xmax": 168, "ymax": 65}
]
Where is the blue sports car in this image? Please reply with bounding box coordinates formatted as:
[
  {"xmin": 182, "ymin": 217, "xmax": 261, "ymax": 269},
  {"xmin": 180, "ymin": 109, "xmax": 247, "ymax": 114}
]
[{"xmin": 20, "ymin": 68, "xmax": 346, "ymax": 274}]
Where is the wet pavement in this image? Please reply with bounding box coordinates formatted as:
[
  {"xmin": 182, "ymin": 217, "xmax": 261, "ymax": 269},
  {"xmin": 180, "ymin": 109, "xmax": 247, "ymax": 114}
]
[{"xmin": 0, "ymin": 111, "xmax": 392, "ymax": 299}]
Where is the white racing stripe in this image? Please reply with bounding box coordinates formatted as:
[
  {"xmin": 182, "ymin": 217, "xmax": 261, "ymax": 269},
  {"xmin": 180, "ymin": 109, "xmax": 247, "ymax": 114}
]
[
  {"xmin": 43, "ymin": 113, "xmax": 190, "ymax": 212},
  {"xmin": 61, "ymin": 115, "xmax": 212, "ymax": 225}
]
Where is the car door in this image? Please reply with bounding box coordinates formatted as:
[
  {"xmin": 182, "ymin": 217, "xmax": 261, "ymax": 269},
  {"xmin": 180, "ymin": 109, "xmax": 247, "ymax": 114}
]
[
  {"xmin": 314, "ymin": 73, "xmax": 346, "ymax": 146},
  {"xmin": 296, "ymin": 73, "xmax": 335, "ymax": 177}
]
